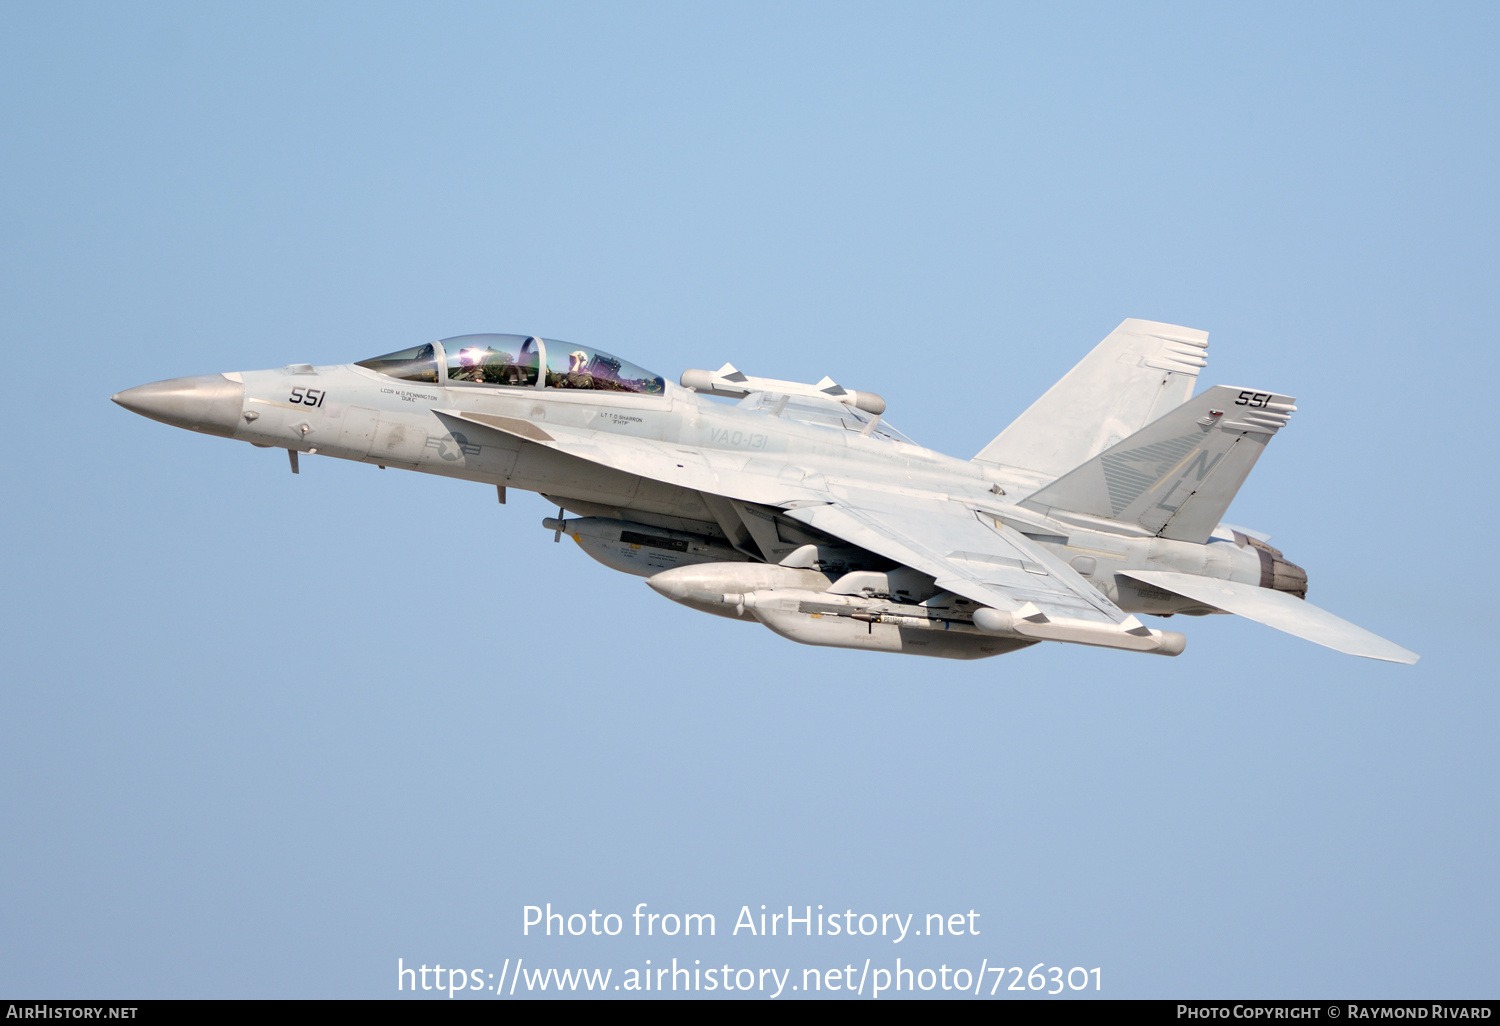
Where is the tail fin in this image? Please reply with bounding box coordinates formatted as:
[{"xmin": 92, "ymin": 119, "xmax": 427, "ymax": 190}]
[
  {"xmin": 1020, "ymin": 385, "xmax": 1296, "ymax": 544},
  {"xmin": 974, "ymin": 319, "xmax": 1209, "ymax": 487}
]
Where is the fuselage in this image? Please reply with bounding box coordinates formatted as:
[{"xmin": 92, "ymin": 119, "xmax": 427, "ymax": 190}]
[{"xmin": 113, "ymin": 349, "xmax": 1295, "ymax": 624}]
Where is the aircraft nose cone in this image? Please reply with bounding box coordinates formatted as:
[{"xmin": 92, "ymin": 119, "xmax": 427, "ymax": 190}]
[
  {"xmin": 644, "ymin": 574, "xmax": 683, "ymax": 600},
  {"xmin": 112, "ymin": 374, "xmax": 245, "ymax": 438}
]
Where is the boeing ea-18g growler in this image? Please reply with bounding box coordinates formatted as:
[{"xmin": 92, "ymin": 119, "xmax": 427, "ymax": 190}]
[{"xmin": 113, "ymin": 320, "xmax": 1416, "ymax": 663}]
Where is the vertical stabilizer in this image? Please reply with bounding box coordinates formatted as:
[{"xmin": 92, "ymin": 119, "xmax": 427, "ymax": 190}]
[
  {"xmin": 974, "ymin": 319, "xmax": 1209, "ymax": 491},
  {"xmin": 1020, "ymin": 385, "xmax": 1296, "ymax": 544}
]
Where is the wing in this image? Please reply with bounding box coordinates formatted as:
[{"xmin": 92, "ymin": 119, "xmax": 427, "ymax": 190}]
[
  {"xmin": 783, "ymin": 489, "xmax": 1185, "ymax": 654},
  {"xmin": 446, "ymin": 407, "xmax": 1182, "ymax": 654},
  {"xmin": 1120, "ymin": 570, "xmax": 1419, "ymax": 664}
]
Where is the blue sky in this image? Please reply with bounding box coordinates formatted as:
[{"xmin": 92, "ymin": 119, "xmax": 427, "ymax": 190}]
[{"xmin": 1, "ymin": 1, "xmax": 1496, "ymax": 998}]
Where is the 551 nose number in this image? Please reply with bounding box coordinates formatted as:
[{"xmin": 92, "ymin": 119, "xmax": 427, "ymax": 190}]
[{"xmin": 289, "ymin": 387, "xmax": 327, "ymax": 407}]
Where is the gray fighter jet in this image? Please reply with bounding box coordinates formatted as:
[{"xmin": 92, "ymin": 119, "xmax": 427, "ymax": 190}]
[{"xmin": 112, "ymin": 320, "xmax": 1416, "ymax": 663}]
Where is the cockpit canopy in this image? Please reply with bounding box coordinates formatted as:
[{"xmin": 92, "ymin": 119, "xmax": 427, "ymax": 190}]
[{"xmin": 355, "ymin": 334, "xmax": 665, "ymax": 395}]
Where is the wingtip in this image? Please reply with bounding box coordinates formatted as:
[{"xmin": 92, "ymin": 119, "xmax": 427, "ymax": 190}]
[{"xmin": 1359, "ymin": 644, "xmax": 1420, "ymax": 665}]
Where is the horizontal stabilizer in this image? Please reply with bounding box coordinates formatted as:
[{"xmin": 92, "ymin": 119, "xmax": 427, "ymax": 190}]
[
  {"xmin": 1021, "ymin": 385, "xmax": 1296, "ymax": 544},
  {"xmin": 1120, "ymin": 570, "xmax": 1418, "ymax": 664}
]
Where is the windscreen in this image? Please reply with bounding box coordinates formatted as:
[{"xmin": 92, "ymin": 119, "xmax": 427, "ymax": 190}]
[{"xmin": 355, "ymin": 343, "xmax": 439, "ymax": 383}]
